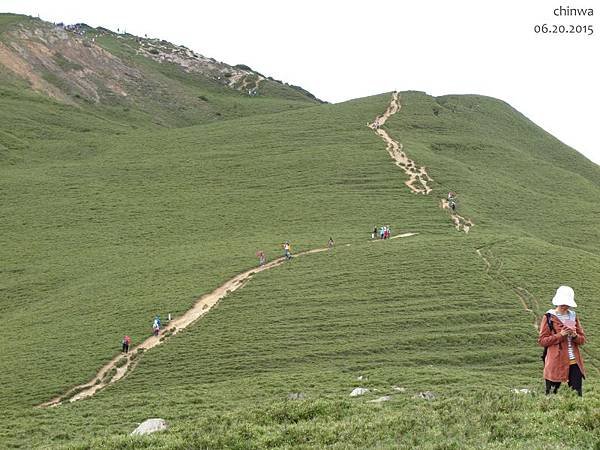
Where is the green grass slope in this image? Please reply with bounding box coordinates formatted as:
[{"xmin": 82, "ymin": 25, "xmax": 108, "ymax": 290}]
[
  {"xmin": 387, "ymin": 92, "xmax": 600, "ymax": 253},
  {"xmin": 1, "ymin": 91, "xmax": 599, "ymax": 448}
]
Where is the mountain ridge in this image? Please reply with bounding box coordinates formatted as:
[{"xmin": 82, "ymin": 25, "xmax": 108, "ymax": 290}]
[{"xmin": 0, "ymin": 13, "xmax": 323, "ymax": 128}]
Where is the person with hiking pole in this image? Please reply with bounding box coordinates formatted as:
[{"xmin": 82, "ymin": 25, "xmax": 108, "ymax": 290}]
[{"xmin": 538, "ymin": 285, "xmax": 587, "ymax": 396}]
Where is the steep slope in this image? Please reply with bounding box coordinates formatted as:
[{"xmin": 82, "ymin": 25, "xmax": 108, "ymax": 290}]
[
  {"xmin": 0, "ymin": 13, "xmax": 321, "ymax": 129},
  {"xmin": 1, "ymin": 89, "xmax": 600, "ymax": 448}
]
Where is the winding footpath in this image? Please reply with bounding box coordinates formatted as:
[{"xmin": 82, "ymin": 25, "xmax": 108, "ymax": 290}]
[
  {"xmin": 40, "ymin": 233, "xmax": 421, "ymax": 407},
  {"xmin": 439, "ymin": 199, "xmax": 474, "ymax": 233},
  {"xmin": 41, "ymin": 93, "xmax": 481, "ymax": 407},
  {"xmin": 40, "ymin": 247, "xmax": 329, "ymax": 407},
  {"xmin": 369, "ymin": 92, "xmax": 474, "ymax": 233},
  {"xmin": 368, "ymin": 92, "xmax": 433, "ymax": 195}
]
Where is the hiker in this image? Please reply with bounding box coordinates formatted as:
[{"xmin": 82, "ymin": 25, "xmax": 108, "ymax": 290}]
[
  {"xmin": 379, "ymin": 226, "xmax": 385, "ymax": 240},
  {"xmin": 447, "ymin": 192, "xmax": 457, "ymax": 211},
  {"xmin": 122, "ymin": 335, "xmax": 131, "ymax": 353},
  {"xmin": 386, "ymin": 226, "xmax": 392, "ymax": 239},
  {"xmin": 328, "ymin": 237, "xmax": 334, "ymax": 251},
  {"xmin": 283, "ymin": 241, "xmax": 292, "ymax": 260},
  {"xmin": 152, "ymin": 317, "xmax": 161, "ymax": 336},
  {"xmin": 257, "ymin": 250, "xmax": 266, "ymax": 266},
  {"xmin": 538, "ymin": 285, "xmax": 587, "ymax": 396},
  {"xmin": 372, "ymin": 226, "xmax": 377, "ymax": 240}
]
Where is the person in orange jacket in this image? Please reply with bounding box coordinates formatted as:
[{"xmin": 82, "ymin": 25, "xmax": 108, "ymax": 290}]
[{"xmin": 538, "ymin": 286, "xmax": 587, "ymax": 396}]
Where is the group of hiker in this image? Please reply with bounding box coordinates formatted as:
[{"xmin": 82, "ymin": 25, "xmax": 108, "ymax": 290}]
[
  {"xmin": 372, "ymin": 225, "xmax": 392, "ymax": 240},
  {"xmin": 120, "ymin": 314, "xmax": 169, "ymax": 353},
  {"xmin": 256, "ymin": 242, "xmax": 291, "ymax": 266},
  {"xmin": 257, "ymin": 237, "xmax": 335, "ymax": 266}
]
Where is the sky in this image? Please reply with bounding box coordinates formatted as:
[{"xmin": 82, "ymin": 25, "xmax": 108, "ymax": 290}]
[{"xmin": 2, "ymin": 0, "xmax": 599, "ymax": 165}]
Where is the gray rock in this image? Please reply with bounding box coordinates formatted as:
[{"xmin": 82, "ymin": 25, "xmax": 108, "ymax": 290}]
[
  {"xmin": 350, "ymin": 387, "xmax": 369, "ymax": 397},
  {"xmin": 130, "ymin": 418, "xmax": 168, "ymax": 436},
  {"xmin": 287, "ymin": 392, "xmax": 305, "ymax": 400},
  {"xmin": 415, "ymin": 391, "xmax": 435, "ymax": 400}
]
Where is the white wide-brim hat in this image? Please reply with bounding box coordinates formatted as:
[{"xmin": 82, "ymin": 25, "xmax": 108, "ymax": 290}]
[{"xmin": 552, "ymin": 285, "xmax": 577, "ymax": 307}]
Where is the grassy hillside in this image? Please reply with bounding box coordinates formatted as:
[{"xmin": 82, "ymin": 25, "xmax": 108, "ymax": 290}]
[
  {"xmin": 386, "ymin": 92, "xmax": 600, "ymax": 253},
  {"xmin": 1, "ymin": 88, "xmax": 599, "ymax": 449}
]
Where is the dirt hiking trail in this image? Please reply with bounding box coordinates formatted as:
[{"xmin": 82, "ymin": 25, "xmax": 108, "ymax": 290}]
[
  {"xmin": 439, "ymin": 199, "xmax": 474, "ymax": 233},
  {"xmin": 368, "ymin": 92, "xmax": 433, "ymax": 195},
  {"xmin": 40, "ymin": 247, "xmax": 328, "ymax": 407},
  {"xmin": 369, "ymin": 92, "xmax": 474, "ymax": 233},
  {"xmin": 40, "ymin": 93, "xmax": 479, "ymax": 407},
  {"xmin": 370, "ymin": 232, "xmax": 419, "ymax": 242},
  {"xmin": 40, "ymin": 233, "xmax": 420, "ymax": 407}
]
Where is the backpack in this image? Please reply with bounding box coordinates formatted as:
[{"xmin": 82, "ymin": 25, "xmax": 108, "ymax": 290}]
[{"xmin": 541, "ymin": 313, "xmax": 555, "ymax": 361}]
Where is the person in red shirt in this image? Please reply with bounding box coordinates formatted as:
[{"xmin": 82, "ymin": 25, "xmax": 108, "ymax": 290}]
[{"xmin": 122, "ymin": 335, "xmax": 131, "ymax": 353}]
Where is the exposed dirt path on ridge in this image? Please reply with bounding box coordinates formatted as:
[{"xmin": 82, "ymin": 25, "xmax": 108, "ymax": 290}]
[
  {"xmin": 40, "ymin": 247, "xmax": 328, "ymax": 407},
  {"xmin": 40, "ymin": 232, "xmax": 420, "ymax": 407},
  {"xmin": 439, "ymin": 199, "xmax": 474, "ymax": 233},
  {"xmin": 368, "ymin": 92, "xmax": 474, "ymax": 233},
  {"xmin": 368, "ymin": 92, "xmax": 433, "ymax": 195}
]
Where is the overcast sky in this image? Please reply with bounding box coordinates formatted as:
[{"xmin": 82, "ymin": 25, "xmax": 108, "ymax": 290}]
[{"xmin": 2, "ymin": 0, "xmax": 599, "ymax": 165}]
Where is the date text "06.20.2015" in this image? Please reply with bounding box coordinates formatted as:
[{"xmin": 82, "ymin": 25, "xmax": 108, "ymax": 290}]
[{"xmin": 534, "ymin": 24, "xmax": 594, "ymax": 35}]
